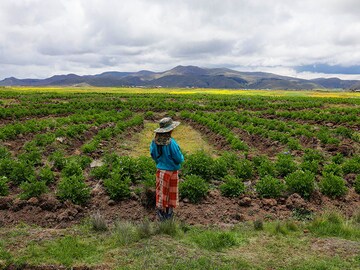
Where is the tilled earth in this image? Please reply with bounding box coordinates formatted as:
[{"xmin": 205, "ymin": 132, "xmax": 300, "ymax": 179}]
[{"xmin": 0, "ymin": 184, "xmax": 359, "ymax": 228}]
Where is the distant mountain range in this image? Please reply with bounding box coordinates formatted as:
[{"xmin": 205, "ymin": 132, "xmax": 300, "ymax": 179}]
[{"xmin": 1, "ymin": 65, "xmax": 360, "ymax": 90}]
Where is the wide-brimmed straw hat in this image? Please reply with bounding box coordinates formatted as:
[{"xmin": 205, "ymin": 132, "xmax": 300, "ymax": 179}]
[{"xmin": 154, "ymin": 117, "xmax": 180, "ymax": 133}]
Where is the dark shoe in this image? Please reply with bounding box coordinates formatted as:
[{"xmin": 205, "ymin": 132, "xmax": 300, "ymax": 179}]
[
  {"xmin": 156, "ymin": 209, "xmax": 166, "ymax": 221},
  {"xmin": 165, "ymin": 208, "xmax": 174, "ymax": 220}
]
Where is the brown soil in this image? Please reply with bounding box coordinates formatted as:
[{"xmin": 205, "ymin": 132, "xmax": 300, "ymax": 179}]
[
  {"xmin": 184, "ymin": 119, "xmax": 232, "ymax": 151},
  {"xmin": 232, "ymin": 127, "xmax": 286, "ymax": 158},
  {"xmin": 1, "ymin": 185, "xmax": 359, "ymax": 228}
]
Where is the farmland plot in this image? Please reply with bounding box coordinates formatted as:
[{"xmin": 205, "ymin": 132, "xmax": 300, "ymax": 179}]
[
  {"xmin": 0, "ymin": 89, "xmax": 359, "ymax": 225},
  {"xmin": 0, "ymin": 88, "xmax": 359, "ymax": 269}
]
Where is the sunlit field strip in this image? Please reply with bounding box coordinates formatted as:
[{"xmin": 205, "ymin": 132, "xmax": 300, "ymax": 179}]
[{"xmin": 2, "ymin": 86, "xmax": 360, "ymax": 98}]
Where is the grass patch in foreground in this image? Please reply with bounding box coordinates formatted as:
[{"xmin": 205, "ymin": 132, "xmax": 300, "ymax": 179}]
[
  {"xmin": 23, "ymin": 235, "xmax": 104, "ymax": 267},
  {"xmin": 308, "ymin": 211, "xmax": 360, "ymax": 240},
  {"xmin": 1, "ymin": 212, "xmax": 359, "ymax": 269}
]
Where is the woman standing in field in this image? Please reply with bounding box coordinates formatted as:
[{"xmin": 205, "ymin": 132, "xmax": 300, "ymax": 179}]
[{"xmin": 150, "ymin": 117, "xmax": 184, "ymax": 221}]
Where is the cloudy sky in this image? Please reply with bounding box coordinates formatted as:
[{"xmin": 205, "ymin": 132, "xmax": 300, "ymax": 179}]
[{"xmin": 1, "ymin": 0, "xmax": 360, "ymax": 80}]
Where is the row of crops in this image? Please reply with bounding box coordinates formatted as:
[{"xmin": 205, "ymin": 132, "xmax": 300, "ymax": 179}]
[{"xmin": 0, "ymin": 90, "xmax": 360, "ymax": 207}]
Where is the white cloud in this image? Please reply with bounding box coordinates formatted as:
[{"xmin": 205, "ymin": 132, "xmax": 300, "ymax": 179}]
[{"xmin": 0, "ymin": 0, "xmax": 360, "ymax": 79}]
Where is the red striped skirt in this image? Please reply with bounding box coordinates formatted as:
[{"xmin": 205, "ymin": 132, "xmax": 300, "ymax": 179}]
[{"xmin": 156, "ymin": 169, "xmax": 179, "ymax": 209}]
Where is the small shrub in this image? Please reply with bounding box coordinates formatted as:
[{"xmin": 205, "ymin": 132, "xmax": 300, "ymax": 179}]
[
  {"xmin": 332, "ymin": 153, "xmax": 344, "ymax": 165},
  {"xmin": 179, "ymin": 175, "xmax": 208, "ymax": 203},
  {"xmin": 303, "ymin": 149, "xmax": 323, "ymax": 163},
  {"xmin": 354, "ymin": 175, "xmax": 360, "ymax": 194},
  {"xmin": 103, "ymin": 174, "xmax": 131, "ymax": 201},
  {"xmin": 18, "ymin": 144, "xmax": 42, "ymax": 166},
  {"xmin": 182, "ymin": 151, "xmax": 214, "ymax": 180},
  {"xmin": 72, "ymin": 155, "xmax": 92, "ymax": 169},
  {"xmin": 342, "ymin": 156, "xmax": 360, "ymax": 174},
  {"xmin": 322, "ymin": 163, "xmax": 343, "ymax": 177},
  {"xmin": 287, "ymin": 138, "xmax": 302, "ymax": 150},
  {"xmin": 57, "ymin": 175, "xmax": 91, "ymax": 205},
  {"xmin": 143, "ymin": 173, "xmax": 156, "ymax": 189},
  {"xmin": 0, "ymin": 158, "xmax": 14, "ymax": 178},
  {"xmin": 136, "ymin": 156, "xmax": 156, "ymax": 181},
  {"xmin": 90, "ymin": 165, "xmax": 110, "ymax": 180},
  {"xmin": 285, "ymin": 170, "xmax": 315, "ymax": 199},
  {"xmin": 38, "ymin": 166, "xmax": 55, "ymax": 185},
  {"xmin": 34, "ymin": 133, "xmax": 55, "ymax": 147},
  {"xmin": 233, "ymin": 159, "xmax": 254, "ymax": 180},
  {"xmin": 0, "ymin": 146, "xmax": 11, "ymax": 160},
  {"xmin": 300, "ymin": 160, "xmax": 320, "ymax": 174},
  {"xmin": 320, "ymin": 173, "xmax": 347, "ymax": 198},
  {"xmin": 275, "ymin": 154, "xmax": 297, "ymax": 177},
  {"xmin": 0, "ymin": 176, "xmax": 9, "ymax": 196},
  {"xmin": 61, "ymin": 161, "xmax": 83, "ymax": 177},
  {"xmin": 10, "ymin": 160, "xmax": 35, "ymax": 185},
  {"xmin": 111, "ymin": 156, "xmax": 138, "ymax": 183},
  {"xmin": 220, "ymin": 176, "xmax": 245, "ymax": 198},
  {"xmin": 81, "ymin": 139, "xmax": 99, "ymax": 153},
  {"xmin": 256, "ymin": 175, "xmax": 285, "ymax": 198},
  {"xmin": 211, "ymin": 157, "xmax": 228, "ymax": 179},
  {"xmin": 19, "ymin": 178, "xmax": 48, "ymax": 200},
  {"xmin": 50, "ymin": 151, "xmax": 67, "ymax": 170},
  {"xmin": 256, "ymin": 157, "xmax": 277, "ymax": 177}
]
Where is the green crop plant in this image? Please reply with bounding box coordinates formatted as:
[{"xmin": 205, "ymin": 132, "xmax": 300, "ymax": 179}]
[
  {"xmin": 322, "ymin": 163, "xmax": 343, "ymax": 177},
  {"xmin": 285, "ymin": 170, "xmax": 315, "ymax": 199},
  {"xmin": 38, "ymin": 166, "xmax": 55, "ymax": 185},
  {"xmin": 211, "ymin": 157, "xmax": 228, "ymax": 179},
  {"xmin": 49, "ymin": 150, "xmax": 67, "ymax": 170},
  {"xmin": 253, "ymin": 155, "xmax": 276, "ymax": 177},
  {"xmin": 342, "ymin": 156, "xmax": 360, "ymax": 174},
  {"xmin": 320, "ymin": 173, "xmax": 347, "ymax": 198},
  {"xmin": 57, "ymin": 175, "xmax": 91, "ymax": 205},
  {"xmin": 0, "ymin": 158, "xmax": 14, "ymax": 178},
  {"xmin": 256, "ymin": 175, "xmax": 285, "ymax": 198},
  {"xmin": 220, "ymin": 175, "xmax": 245, "ymax": 197},
  {"xmin": 136, "ymin": 156, "xmax": 156, "ymax": 181},
  {"xmin": 91, "ymin": 165, "xmax": 111, "ymax": 180},
  {"xmin": 232, "ymin": 158, "xmax": 254, "ymax": 180},
  {"xmin": 0, "ymin": 146, "xmax": 11, "ymax": 159},
  {"xmin": 275, "ymin": 153, "xmax": 297, "ymax": 177},
  {"xmin": 34, "ymin": 133, "xmax": 56, "ymax": 147},
  {"xmin": 61, "ymin": 161, "xmax": 83, "ymax": 178},
  {"xmin": 9, "ymin": 160, "xmax": 35, "ymax": 185},
  {"xmin": 19, "ymin": 177, "xmax": 48, "ymax": 200},
  {"xmin": 111, "ymin": 156, "xmax": 138, "ymax": 183},
  {"xmin": 300, "ymin": 160, "xmax": 320, "ymax": 174},
  {"xmin": 103, "ymin": 174, "xmax": 131, "ymax": 201},
  {"xmin": 179, "ymin": 175, "xmax": 209, "ymax": 203},
  {"xmin": 0, "ymin": 176, "xmax": 9, "ymax": 196},
  {"xmin": 354, "ymin": 175, "xmax": 360, "ymax": 194},
  {"xmin": 332, "ymin": 153, "xmax": 344, "ymax": 164},
  {"xmin": 181, "ymin": 150, "xmax": 214, "ymax": 180}
]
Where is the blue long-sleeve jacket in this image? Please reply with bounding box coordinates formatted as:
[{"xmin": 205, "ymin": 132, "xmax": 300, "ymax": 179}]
[{"xmin": 150, "ymin": 138, "xmax": 184, "ymax": 171}]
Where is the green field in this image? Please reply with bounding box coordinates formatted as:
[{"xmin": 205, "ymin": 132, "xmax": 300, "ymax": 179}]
[{"xmin": 0, "ymin": 87, "xmax": 360, "ymax": 269}]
